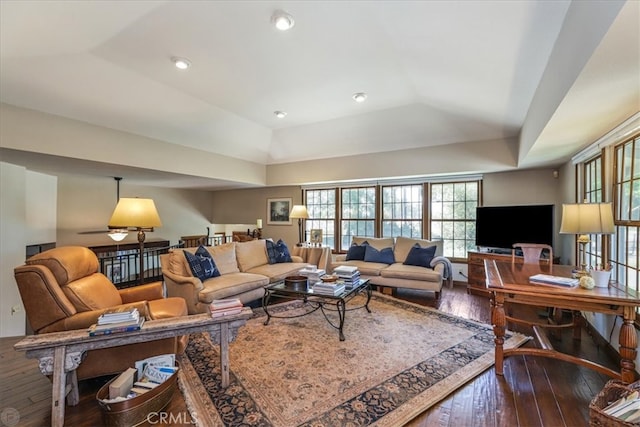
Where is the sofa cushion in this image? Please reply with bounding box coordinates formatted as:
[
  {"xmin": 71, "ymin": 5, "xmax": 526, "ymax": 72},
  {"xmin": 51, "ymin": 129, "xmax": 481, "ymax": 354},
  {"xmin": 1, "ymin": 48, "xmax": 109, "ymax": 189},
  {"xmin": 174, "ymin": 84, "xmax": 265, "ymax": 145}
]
[
  {"xmin": 236, "ymin": 239, "xmax": 269, "ymax": 271},
  {"xmin": 403, "ymin": 244, "xmax": 437, "ymax": 268},
  {"xmin": 207, "ymin": 242, "xmax": 240, "ymax": 275},
  {"xmin": 265, "ymin": 239, "xmax": 292, "ymax": 264},
  {"xmin": 394, "ymin": 236, "xmax": 443, "ymax": 263},
  {"xmin": 168, "ymin": 248, "xmax": 193, "ymax": 276},
  {"xmin": 63, "ymin": 273, "xmax": 123, "ymax": 311},
  {"xmin": 345, "ymin": 243, "xmax": 367, "ymax": 261},
  {"xmin": 246, "ymin": 262, "xmax": 309, "ymax": 282},
  {"xmin": 184, "ymin": 246, "xmax": 220, "ymax": 281},
  {"xmin": 332, "ymin": 260, "xmax": 387, "ymax": 276},
  {"xmin": 381, "ymin": 263, "xmax": 442, "ymax": 282},
  {"xmin": 352, "ymin": 236, "xmax": 394, "ymax": 251},
  {"xmin": 26, "ymin": 246, "xmax": 99, "ymax": 285},
  {"xmin": 364, "ymin": 245, "xmax": 395, "ymax": 264},
  {"xmin": 199, "ymin": 272, "xmax": 269, "ymax": 303}
]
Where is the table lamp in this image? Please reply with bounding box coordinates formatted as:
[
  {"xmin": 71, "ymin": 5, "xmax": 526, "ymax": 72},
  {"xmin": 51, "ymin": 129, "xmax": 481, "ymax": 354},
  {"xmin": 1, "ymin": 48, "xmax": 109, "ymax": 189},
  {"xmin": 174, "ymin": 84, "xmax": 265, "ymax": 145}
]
[
  {"xmin": 108, "ymin": 197, "xmax": 162, "ymax": 284},
  {"xmin": 559, "ymin": 202, "xmax": 614, "ymax": 275},
  {"xmin": 289, "ymin": 205, "xmax": 309, "ymax": 246}
]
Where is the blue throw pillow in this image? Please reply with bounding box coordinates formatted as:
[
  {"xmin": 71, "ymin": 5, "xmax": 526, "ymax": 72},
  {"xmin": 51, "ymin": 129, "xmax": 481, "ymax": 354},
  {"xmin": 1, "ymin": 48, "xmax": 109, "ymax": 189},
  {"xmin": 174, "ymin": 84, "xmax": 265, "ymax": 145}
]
[
  {"xmin": 346, "ymin": 244, "xmax": 366, "ymax": 261},
  {"xmin": 184, "ymin": 245, "xmax": 220, "ymax": 281},
  {"xmin": 403, "ymin": 244, "xmax": 437, "ymax": 268},
  {"xmin": 363, "ymin": 245, "xmax": 395, "ymax": 264},
  {"xmin": 266, "ymin": 239, "xmax": 292, "ymax": 264}
]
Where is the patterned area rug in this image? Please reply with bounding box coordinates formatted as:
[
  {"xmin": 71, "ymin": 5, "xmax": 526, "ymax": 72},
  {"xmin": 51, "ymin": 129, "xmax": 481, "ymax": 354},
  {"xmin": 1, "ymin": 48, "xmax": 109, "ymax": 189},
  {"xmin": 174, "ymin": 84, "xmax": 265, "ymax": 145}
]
[{"xmin": 177, "ymin": 292, "xmax": 528, "ymax": 426}]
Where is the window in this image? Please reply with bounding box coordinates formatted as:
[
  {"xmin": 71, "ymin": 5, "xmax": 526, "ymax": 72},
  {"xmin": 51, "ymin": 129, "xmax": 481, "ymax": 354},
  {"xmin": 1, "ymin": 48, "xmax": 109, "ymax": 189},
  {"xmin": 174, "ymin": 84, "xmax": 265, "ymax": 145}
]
[
  {"xmin": 340, "ymin": 187, "xmax": 376, "ymax": 250},
  {"xmin": 303, "ymin": 178, "xmax": 481, "ymax": 256},
  {"xmin": 431, "ymin": 182, "xmax": 479, "ymax": 259},
  {"xmin": 612, "ymin": 135, "xmax": 640, "ymax": 295},
  {"xmin": 381, "ymin": 184, "xmax": 423, "ymax": 238},
  {"xmin": 305, "ymin": 189, "xmax": 336, "ymax": 248},
  {"xmin": 582, "ymin": 155, "xmax": 607, "ymax": 270}
]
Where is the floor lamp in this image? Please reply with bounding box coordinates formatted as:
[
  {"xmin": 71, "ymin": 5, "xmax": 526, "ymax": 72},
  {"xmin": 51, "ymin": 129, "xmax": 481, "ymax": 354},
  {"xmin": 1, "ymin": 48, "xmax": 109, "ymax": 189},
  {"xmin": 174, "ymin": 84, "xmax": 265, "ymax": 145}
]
[
  {"xmin": 289, "ymin": 205, "xmax": 309, "ymax": 246},
  {"xmin": 108, "ymin": 197, "xmax": 162, "ymax": 285},
  {"xmin": 559, "ymin": 202, "xmax": 614, "ymax": 275}
]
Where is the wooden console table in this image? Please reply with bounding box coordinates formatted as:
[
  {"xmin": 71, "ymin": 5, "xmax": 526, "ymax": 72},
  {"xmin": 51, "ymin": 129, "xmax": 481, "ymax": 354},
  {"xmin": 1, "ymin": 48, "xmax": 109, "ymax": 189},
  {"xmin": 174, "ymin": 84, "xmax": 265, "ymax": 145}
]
[
  {"xmin": 485, "ymin": 260, "xmax": 640, "ymax": 384},
  {"xmin": 13, "ymin": 308, "xmax": 252, "ymax": 427}
]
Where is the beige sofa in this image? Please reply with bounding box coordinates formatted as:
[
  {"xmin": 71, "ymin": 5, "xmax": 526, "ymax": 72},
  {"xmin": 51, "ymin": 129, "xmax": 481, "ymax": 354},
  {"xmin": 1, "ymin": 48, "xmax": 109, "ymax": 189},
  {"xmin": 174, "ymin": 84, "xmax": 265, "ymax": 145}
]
[
  {"xmin": 160, "ymin": 240, "xmax": 308, "ymax": 314},
  {"xmin": 332, "ymin": 236, "xmax": 450, "ymax": 299}
]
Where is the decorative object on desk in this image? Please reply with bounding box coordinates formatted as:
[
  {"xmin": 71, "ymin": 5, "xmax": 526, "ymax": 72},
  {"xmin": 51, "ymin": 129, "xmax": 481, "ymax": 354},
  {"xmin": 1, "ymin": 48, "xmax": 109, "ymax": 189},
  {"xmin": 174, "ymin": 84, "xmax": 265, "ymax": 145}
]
[
  {"xmin": 310, "ymin": 228, "xmax": 323, "ymax": 245},
  {"xmin": 591, "ymin": 268, "xmax": 612, "ymax": 288},
  {"xmin": 177, "ymin": 293, "xmax": 528, "ymax": 427},
  {"xmin": 284, "ymin": 275, "xmax": 308, "ymax": 291},
  {"xmin": 559, "ymin": 202, "xmax": 615, "ymax": 277},
  {"xmin": 109, "ymin": 197, "xmax": 162, "ymax": 285},
  {"xmin": 289, "ymin": 204, "xmax": 309, "ymax": 245},
  {"xmin": 580, "ymin": 275, "xmax": 596, "ymax": 290},
  {"xmin": 267, "ymin": 197, "xmax": 292, "ymax": 225},
  {"xmin": 320, "ymin": 274, "xmax": 338, "ymax": 282}
]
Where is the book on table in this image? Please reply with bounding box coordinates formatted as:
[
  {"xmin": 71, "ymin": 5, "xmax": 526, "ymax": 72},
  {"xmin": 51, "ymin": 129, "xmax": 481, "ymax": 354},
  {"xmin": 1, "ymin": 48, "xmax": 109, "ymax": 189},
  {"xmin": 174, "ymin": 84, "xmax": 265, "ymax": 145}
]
[
  {"xmin": 89, "ymin": 317, "xmax": 145, "ymax": 336},
  {"xmin": 529, "ymin": 274, "xmax": 579, "ymax": 288},
  {"xmin": 209, "ymin": 298, "xmax": 243, "ymax": 317},
  {"xmin": 98, "ymin": 307, "xmax": 140, "ymax": 325}
]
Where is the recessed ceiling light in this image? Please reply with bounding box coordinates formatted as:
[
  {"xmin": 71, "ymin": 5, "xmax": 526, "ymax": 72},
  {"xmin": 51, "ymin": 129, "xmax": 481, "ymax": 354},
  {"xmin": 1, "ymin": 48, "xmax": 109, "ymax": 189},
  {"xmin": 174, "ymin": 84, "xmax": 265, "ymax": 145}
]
[
  {"xmin": 172, "ymin": 57, "xmax": 191, "ymax": 70},
  {"xmin": 352, "ymin": 92, "xmax": 367, "ymax": 103},
  {"xmin": 272, "ymin": 10, "xmax": 295, "ymax": 31},
  {"xmin": 274, "ymin": 111, "xmax": 287, "ymax": 118}
]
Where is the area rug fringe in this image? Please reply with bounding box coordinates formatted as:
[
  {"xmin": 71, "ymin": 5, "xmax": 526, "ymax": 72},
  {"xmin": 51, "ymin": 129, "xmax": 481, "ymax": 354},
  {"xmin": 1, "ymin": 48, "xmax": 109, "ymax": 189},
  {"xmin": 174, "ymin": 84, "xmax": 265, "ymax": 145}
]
[{"xmin": 177, "ymin": 291, "xmax": 528, "ymax": 427}]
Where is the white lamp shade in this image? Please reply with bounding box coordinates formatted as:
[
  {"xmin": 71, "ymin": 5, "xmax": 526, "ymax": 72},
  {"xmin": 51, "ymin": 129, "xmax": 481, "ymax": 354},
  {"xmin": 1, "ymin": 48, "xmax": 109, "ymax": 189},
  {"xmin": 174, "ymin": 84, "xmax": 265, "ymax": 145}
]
[
  {"xmin": 108, "ymin": 198, "xmax": 162, "ymax": 229},
  {"xmin": 559, "ymin": 202, "xmax": 615, "ymax": 235},
  {"xmin": 289, "ymin": 205, "xmax": 309, "ymax": 219}
]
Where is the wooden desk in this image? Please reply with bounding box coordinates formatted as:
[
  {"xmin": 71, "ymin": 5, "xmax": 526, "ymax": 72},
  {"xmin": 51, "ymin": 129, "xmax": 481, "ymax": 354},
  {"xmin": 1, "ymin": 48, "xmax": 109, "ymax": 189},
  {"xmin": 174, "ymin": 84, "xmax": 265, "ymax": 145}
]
[
  {"xmin": 485, "ymin": 260, "xmax": 640, "ymax": 384},
  {"xmin": 13, "ymin": 308, "xmax": 252, "ymax": 427}
]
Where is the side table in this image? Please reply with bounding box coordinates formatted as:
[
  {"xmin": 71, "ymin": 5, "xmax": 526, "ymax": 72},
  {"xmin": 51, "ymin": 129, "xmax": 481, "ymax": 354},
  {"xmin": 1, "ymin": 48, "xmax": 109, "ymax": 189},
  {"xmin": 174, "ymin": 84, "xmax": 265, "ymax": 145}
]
[{"xmin": 13, "ymin": 308, "xmax": 252, "ymax": 427}]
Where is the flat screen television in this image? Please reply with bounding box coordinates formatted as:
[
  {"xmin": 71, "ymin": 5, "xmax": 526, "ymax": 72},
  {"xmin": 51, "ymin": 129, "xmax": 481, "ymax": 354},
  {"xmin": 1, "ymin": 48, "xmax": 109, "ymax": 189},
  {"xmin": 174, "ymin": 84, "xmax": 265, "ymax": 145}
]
[{"xmin": 475, "ymin": 204, "xmax": 554, "ymax": 252}]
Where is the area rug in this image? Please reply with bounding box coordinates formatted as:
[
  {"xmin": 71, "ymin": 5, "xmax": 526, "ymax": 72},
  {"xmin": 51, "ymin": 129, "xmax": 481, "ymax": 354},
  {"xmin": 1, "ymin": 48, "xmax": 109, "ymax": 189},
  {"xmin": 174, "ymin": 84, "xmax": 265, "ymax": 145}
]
[{"xmin": 177, "ymin": 292, "xmax": 528, "ymax": 426}]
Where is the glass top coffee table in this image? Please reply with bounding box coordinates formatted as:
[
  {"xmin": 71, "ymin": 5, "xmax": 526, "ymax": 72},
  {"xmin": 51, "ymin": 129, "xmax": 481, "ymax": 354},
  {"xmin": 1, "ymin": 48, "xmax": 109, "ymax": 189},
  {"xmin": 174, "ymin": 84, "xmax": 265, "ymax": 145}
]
[{"xmin": 262, "ymin": 278, "xmax": 371, "ymax": 341}]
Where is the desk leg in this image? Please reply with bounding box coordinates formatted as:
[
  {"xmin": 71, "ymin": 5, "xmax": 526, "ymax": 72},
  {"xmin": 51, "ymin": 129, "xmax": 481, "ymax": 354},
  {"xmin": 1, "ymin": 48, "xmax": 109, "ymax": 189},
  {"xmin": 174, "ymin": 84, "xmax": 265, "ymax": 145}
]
[
  {"xmin": 620, "ymin": 306, "xmax": 638, "ymax": 384},
  {"xmin": 51, "ymin": 346, "xmax": 67, "ymax": 427},
  {"xmin": 220, "ymin": 322, "xmax": 230, "ymax": 388},
  {"xmin": 491, "ymin": 293, "xmax": 506, "ymax": 376}
]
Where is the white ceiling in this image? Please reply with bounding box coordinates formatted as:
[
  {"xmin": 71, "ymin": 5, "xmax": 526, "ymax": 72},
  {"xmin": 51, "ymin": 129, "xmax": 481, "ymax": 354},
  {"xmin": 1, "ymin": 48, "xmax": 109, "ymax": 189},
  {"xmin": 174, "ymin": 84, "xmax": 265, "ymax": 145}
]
[{"xmin": 0, "ymin": 0, "xmax": 638, "ymax": 189}]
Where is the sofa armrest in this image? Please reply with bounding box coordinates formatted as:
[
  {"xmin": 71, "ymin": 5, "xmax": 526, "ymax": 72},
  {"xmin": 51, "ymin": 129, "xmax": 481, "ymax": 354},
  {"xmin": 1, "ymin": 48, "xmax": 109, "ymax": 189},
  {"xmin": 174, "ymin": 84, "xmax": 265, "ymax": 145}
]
[
  {"xmin": 335, "ymin": 254, "xmax": 347, "ymax": 262},
  {"xmin": 291, "ymin": 255, "xmax": 303, "ymax": 263},
  {"xmin": 119, "ymin": 281, "xmax": 164, "ymax": 303},
  {"xmin": 162, "ymin": 269, "xmax": 204, "ymax": 292}
]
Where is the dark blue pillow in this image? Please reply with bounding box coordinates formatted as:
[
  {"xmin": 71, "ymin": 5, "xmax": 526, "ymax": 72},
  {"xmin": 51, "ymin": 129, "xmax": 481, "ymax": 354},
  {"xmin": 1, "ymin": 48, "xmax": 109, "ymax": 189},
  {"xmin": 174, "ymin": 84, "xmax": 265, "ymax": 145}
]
[
  {"xmin": 346, "ymin": 244, "xmax": 366, "ymax": 261},
  {"xmin": 266, "ymin": 239, "xmax": 292, "ymax": 264},
  {"xmin": 184, "ymin": 245, "xmax": 220, "ymax": 281},
  {"xmin": 363, "ymin": 245, "xmax": 395, "ymax": 264},
  {"xmin": 403, "ymin": 244, "xmax": 437, "ymax": 268}
]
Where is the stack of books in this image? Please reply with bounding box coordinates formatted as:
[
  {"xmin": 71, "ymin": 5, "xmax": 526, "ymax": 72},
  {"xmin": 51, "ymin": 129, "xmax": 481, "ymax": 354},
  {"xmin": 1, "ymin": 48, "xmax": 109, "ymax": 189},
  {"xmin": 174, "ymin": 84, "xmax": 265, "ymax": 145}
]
[
  {"xmin": 88, "ymin": 307, "xmax": 144, "ymax": 336},
  {"xmin": 333, "ymin": 265, "xmax": 361, "ymax": 288},
  {"xmin": 312, "ymin": 281, "xmax": 346, "ymax": 296},
  {"xmin": 298, "ymin": 266, "xmax": 326, "ymax": 285},
  {"xmin": 209, "ymin": 298, "xmax": 243, "ymax": 318}
]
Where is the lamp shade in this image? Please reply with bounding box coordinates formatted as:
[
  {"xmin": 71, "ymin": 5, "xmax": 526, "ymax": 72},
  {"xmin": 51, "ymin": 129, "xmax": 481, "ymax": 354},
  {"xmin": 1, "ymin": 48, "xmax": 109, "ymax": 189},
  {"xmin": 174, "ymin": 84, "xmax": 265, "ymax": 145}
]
[
  {"xmin": 289, "ymin": 205, "xmax": 309, "ymax": 219},
  {"xmin": 559, "ymin": 202, "xmax": 614, "ymax": 235},
  {"xmin": 108, "ymin": 198, "xmax": 162, "ymax": 229}
]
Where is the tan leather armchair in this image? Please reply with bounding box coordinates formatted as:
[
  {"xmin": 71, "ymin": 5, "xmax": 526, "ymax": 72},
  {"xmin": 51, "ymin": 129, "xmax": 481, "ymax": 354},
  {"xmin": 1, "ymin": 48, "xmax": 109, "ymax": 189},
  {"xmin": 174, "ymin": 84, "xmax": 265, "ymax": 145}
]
[{"xmin": 14, "ymin": 246, "xmax": 189, "ymax": 380}]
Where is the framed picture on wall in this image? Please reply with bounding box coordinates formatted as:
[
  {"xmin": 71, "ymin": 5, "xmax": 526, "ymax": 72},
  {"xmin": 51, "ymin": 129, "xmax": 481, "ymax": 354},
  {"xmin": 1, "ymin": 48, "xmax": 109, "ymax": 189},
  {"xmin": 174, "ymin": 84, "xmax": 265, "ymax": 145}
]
[{"xmin": 267, "ymin": 198, "xmax": 292, "ymax": 225}]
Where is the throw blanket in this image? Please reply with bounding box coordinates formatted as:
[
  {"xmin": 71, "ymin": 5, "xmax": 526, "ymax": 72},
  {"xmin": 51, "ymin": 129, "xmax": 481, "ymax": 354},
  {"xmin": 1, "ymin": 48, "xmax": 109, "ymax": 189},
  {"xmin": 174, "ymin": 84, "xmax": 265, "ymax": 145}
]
[{"xmin": 431, "ymin": 256, "xmax": 454, "ymax": 288}]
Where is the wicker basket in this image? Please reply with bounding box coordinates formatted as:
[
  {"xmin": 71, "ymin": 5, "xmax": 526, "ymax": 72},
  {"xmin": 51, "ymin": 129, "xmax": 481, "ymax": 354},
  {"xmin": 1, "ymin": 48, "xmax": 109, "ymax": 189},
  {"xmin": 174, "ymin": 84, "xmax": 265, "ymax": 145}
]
[
  {"xmin": 589, "ymin": 380, "xmax": 640, "ymax": 427},
  {"xmin": 96, "ymin": 364, "xmax": 178, "ymax": 427}
]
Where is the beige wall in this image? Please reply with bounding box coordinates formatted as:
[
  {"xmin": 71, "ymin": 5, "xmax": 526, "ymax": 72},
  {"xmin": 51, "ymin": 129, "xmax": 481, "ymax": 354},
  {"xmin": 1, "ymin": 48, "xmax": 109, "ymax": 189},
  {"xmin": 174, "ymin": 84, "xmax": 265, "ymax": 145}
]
[{"xmin": 212, "ymin": 186, "xmax": 303, "ymax": 248}]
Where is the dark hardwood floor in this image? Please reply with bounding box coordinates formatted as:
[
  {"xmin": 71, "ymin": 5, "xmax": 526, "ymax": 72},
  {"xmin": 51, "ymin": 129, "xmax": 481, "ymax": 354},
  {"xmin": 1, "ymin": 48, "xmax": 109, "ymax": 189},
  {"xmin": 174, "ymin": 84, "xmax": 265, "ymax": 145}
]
[{"xmin": 1, "ymin": 284, "xmax": 619, "ymax": 426}]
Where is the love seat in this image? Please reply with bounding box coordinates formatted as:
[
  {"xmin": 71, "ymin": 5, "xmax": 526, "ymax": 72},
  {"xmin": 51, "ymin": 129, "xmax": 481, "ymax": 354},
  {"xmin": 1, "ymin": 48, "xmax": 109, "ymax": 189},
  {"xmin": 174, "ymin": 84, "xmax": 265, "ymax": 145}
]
[
  {"xmin": 332, "ymin": 236, "xmax": 451, "ymax": 299},
  {"xmin": 161, "ymin": 239, "xmax": 308, "ymax": 314}
]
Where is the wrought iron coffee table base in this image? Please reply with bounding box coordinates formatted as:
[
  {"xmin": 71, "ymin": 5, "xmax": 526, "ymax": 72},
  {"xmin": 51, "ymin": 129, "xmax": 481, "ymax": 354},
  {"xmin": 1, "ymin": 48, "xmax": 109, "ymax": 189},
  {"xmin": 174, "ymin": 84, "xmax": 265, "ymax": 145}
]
[{"xmin": 262, "ymin": 279, "xmax": 371, "ymax": 341}]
